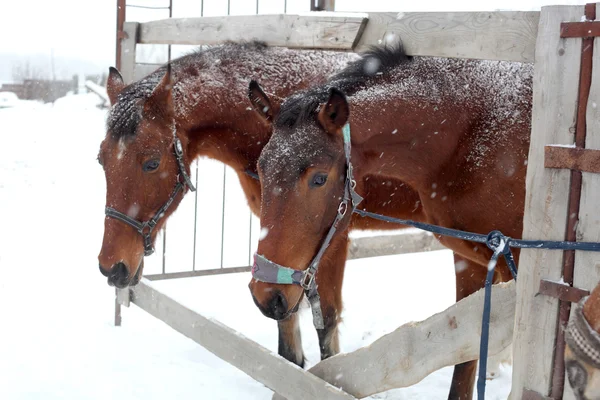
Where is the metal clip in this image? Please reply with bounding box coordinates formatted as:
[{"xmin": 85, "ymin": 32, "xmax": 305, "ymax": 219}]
[{"xmin": 301, "ymin": 269, "xmax": 316, "ymax": 290}]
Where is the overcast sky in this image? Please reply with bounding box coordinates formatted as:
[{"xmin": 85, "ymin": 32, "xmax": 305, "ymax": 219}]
[{"xmin": 1, "ymin": 0, "xmax": 591, "ymax": 71}]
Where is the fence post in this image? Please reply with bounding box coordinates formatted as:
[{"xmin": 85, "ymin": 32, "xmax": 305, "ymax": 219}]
[{"xmin": 510, "ymin": 5, "xmax": 584, "ymax": 398}]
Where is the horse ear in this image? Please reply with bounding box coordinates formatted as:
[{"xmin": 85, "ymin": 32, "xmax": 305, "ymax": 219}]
[
  {"xmin": 318, "ymin": 87, "xmax": 349, "ymax": 134},
  {"xmin": 107, "ymin": 67, "xmax": 125, "ymax": 106},
  {"xmin": 248, "ymin": 80, "xmax": 273, "ymax": 123},
  {"xmin": 144, "ymin": 64, "xmax": 173, "ymax": 119}
]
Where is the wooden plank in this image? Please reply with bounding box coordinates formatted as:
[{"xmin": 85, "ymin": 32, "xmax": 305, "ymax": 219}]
[
  {"xmin": 510, "ymin": 5, "xmax": 584, "ymax": 398},
  {"xmin": 130, "ymin": 279, "xmax": 356, "ymax": 400},
  {"xmin": 144, "ymin": 231, "xmax": 444, "ymax": 281},
  {"xmin": 565, "ymin": 5, "xmax": 600, "ymax": 399},
  {"xmin": 133, "ymin": 63, "xmax": 162, "ymax": 81},
  {"xmin": 271, "ymin": 281, "xmax": 515, "ymax": 399},
  {"xmin": 355, "ymin": 11, "xmax": 539, "ymax": 62},
  {"xmin": 138, "ymin": 14, "xmax": 368, "ymax": 50},
  {"xmin": 136, "ymin": 11, "xmax": 538, "ymax": 62},
  {"xmin": 347, "ymin": 231, "xmax": 446, "ymax": 260},
  {"xmin": 120, "ymin": 22, "xmax": 139, "ymax": 83}
]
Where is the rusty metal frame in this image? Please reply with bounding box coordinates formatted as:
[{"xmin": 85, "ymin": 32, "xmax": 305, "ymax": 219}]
[
  {"xmin": 545, "ymin": 146, "xmax": 600, "ymax": 173},
  {"xmin": 561, "ymin": 21, "xmax": 600, "ymax": 38},
  {"xmin": 539, "ymin": 279, "xmax": 590, "ymax": 303}
]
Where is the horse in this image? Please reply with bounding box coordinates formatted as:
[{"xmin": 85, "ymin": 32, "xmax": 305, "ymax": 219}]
[
  {"xmin": 248, "ymin": 44, "xmax": 532, "ymax": 399},
  {"xmin": 566, "ymin": 282, "xmax": 600, "ymax": 399},
  {"xmin": 96, "ymin": 42, "xmax": 433, "ymax": 370}
]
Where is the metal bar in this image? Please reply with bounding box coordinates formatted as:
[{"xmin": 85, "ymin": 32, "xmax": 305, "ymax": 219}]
[
  {"xmin": 248, "ymin": 211, "xmax": 253, "ymax": 266},
  {"xmin": 561, "ymin": 21, "xmax": 600, "ymax": 38},
  {"xmin": 284, "ymin": 0, "xmax": 287, "ymax": 13},
  {"xmin": 135, "ymin": 61, "xmax": 163, "ymax": 66},
  {"xmin": 544, "ymin": 146, "xmax": 600, "ymax": 173},
  {"xmin": 162, "ymin": 224, "xmax": 167, "ymax": 274},
  {"xmin": 256, "ymin": 0, "xmax": 259, "ymax": 15},
  {"xmin": 220, "ymin": 165, "xmax": 226, "ymax": 268},
  {"xmin": 168, "ymin": 0, "xmax": 172, "ymax": 64},
  {"xmin": 310, "ymin": 0, "xmax": 335, "ymax": 11},
  {"xmin": 116, "ymin": 0, "xmax": 126, "ymax": 70},
  {"xmin": 127, "ymin": 4, "xmax": 170, "ymax": 9},
  {"xmin": 114, "ymin": 288, "xmax": 122, "ymax": 326},
  {"xmin": 539, "ymin": 280, "xmax": 590, "ymax": 303},
  {"xmin": 145, "ymin": 266, "xmax": 252, "ymax": 281},
  {"xmin": 550, "ymin": 3, "xmax": 596, "ymax": 398},
  {"xmin": 193, "ymin": 164, "xmax": 199, "ymax": 271}
]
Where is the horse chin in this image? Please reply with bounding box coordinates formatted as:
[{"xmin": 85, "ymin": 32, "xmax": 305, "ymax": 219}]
[{"xmin": 129, "ymin": 259, "xmax": 144, "ymax": 286}]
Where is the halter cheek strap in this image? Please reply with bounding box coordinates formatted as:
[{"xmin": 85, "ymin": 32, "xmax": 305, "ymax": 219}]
[
  {"xmin": 105, "ymin": 134, "xmax": 196, "ymax": 256},
  {"xmin": 252, "ymin": 123, "xmax": 363, "ymax": 329}
]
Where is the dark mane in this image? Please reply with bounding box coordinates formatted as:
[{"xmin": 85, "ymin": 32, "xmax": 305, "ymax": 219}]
[
  {"xmin": 106, "ymin": 41, "xmax": 269, "ymax": 140},
  {"xmin": 275, "ymin": 44, "xmax": 411, "ymax": 129}
]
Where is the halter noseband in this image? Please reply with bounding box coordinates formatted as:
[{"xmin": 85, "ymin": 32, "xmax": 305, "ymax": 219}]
[
  {"xmin": 105, "ymin": 132, "xmax": 196, "ymax": 256},
  {"xmin": 252, "ymin": 124, "xmax": 363, "ymax": 329}
]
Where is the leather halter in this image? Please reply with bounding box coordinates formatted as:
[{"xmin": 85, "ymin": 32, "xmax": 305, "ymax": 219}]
[
  {"xmin": 105, "ymin": 130, "xmax": 196, "ymax": 256},
  {"xmin": 252, "ymin": 124, "xmax": 363, "ymax": 329},
  {"xmin": 566, "ymin": 296, "xmax": 600, "ymax": 369}
]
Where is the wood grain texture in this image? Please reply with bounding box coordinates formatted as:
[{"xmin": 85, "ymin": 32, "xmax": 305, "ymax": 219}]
[
  {"xmin": 130, "ymin": 280, "xmax": 356, "ymax": 400},
  {"xmin": 120, "ymin": 22, "xmax": 139, "ymax": 83},
  {"xmin": 510, "ymin": 5, "xmax": 584, "ymax": 398},
  {"xmin": 138, "ymin": 14, "xmax": 367, "ymax": 50},
  {"xmin": 355, "ymin": 11, "xmax": 539, "ymax": 62},
  {"xmin": 272, "ymin": 281, "xmax": 516, "ymax": 399}
]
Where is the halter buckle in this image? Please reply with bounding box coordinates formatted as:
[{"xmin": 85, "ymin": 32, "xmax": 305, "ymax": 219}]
[{"xmin": 301, "ymin": 269, "xmax": 316, "ymax": 290}]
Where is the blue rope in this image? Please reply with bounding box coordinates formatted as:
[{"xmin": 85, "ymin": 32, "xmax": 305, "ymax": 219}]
[{"xmin": 353, "ymin": 208, "xmax": 600, "ymax": 400}]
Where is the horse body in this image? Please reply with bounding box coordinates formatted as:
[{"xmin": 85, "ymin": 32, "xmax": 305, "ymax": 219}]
[
  {"xmin": 350, "ymin": 56, "xmax": 532, "ymax": 269},
  {"xmin": 98, "ymin": 43, "xmax": 431, "ymax": 370},
  {"xmin": 249, "ymin": 47, "xmax": 533, "ymax": 399}
]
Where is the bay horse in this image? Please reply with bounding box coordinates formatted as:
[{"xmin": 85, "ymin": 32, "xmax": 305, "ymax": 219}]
[
  {"xmin": 249, "ymin": 44, "xmax": 532, "ymax": 399},
  {"xmin": 566, "ymin": 283, "xmax": 600, "ymax": 399},
  {"xmin": 97, "ymin": 42, "xmax": 431, "ymax": 369}
]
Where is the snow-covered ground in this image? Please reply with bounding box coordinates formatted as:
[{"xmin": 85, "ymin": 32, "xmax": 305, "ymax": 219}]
[{"xmin": 0, "ymin": 94, "xmax": 512, "ymax": 399}]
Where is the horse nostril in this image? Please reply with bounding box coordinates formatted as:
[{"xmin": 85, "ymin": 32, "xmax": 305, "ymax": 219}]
[
  {"xmin": 99, "ymin": 264, "xmax": 110, "ymax": 277},
  {"xmin": 107, "ymin": 262, "xmax": 130, "ymax": 288},
  {"xmin": 268, "ymin": 291, "xmax": 288, "ymax": 320}
]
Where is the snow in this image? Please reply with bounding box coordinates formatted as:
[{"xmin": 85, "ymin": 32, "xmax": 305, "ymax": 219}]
[{"xmin": 0, "ymin": 95, "xmax": 512, "ymax": 399}]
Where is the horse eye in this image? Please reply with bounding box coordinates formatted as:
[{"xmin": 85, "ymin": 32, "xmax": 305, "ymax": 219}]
[
  {"xmin": 310, "ymin": 173, "xmax": 328, "ymax": 188},
  {"xmin": 143, "ymin": 159, "xmax": 160, "ymax": 172}
]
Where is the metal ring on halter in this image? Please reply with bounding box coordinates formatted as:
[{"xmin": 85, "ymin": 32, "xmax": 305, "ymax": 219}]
[{"xmin": 338, "ymin": 202, "xmax": 348, "ymax": 217}]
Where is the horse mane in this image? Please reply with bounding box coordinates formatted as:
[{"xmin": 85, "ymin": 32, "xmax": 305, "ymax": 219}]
[
  {"xmin": 106, "ymin": 41, "xmax": 269, "ymax": 140},
  {"xmin": 275, "ymin": 44, "xmax": 412, "ymax": 129}
]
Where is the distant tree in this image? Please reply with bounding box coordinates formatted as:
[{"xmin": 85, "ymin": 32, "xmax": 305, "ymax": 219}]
[{"xmin": 11, "ymin": 59, "xmax": 47, "ymax": 81}]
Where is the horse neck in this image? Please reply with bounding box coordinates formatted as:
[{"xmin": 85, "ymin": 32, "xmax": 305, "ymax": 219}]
[
  {"xmin": 173, "ymin": 50, "xmax": 354, "ymax": 174},
  {"xmin": 351, "ymin": 97, "xmax": 464, "ymax": 192}
]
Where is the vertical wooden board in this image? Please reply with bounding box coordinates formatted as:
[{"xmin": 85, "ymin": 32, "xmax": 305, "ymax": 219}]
[
  {"xmin": 120, "ymin": 22, "xmax": 139, "ymax": 84},
  {"xmin": 161, "ymin": 161, "xmax": 198, "ymax": 273},
  {"xmin": 510, "ymin": 5, "xmax": 583, "ymax": 398},
  {"xmin": 194, "ymin": 158, "xmax": 226, "ymax": 270},
  {"xmin": 565, "ymin": 6, "xmax": 600, "ymax": 398}
]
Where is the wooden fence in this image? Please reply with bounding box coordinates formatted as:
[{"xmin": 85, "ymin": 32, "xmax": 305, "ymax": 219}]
[{"xmin": 113, "ymin": 5, "xmax": 600, "ymax": 400}]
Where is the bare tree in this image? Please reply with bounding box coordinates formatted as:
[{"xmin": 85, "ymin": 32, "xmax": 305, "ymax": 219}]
[{"xmin": 11, "ymin": 59, "xmax": 47, "ymax": 82}]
